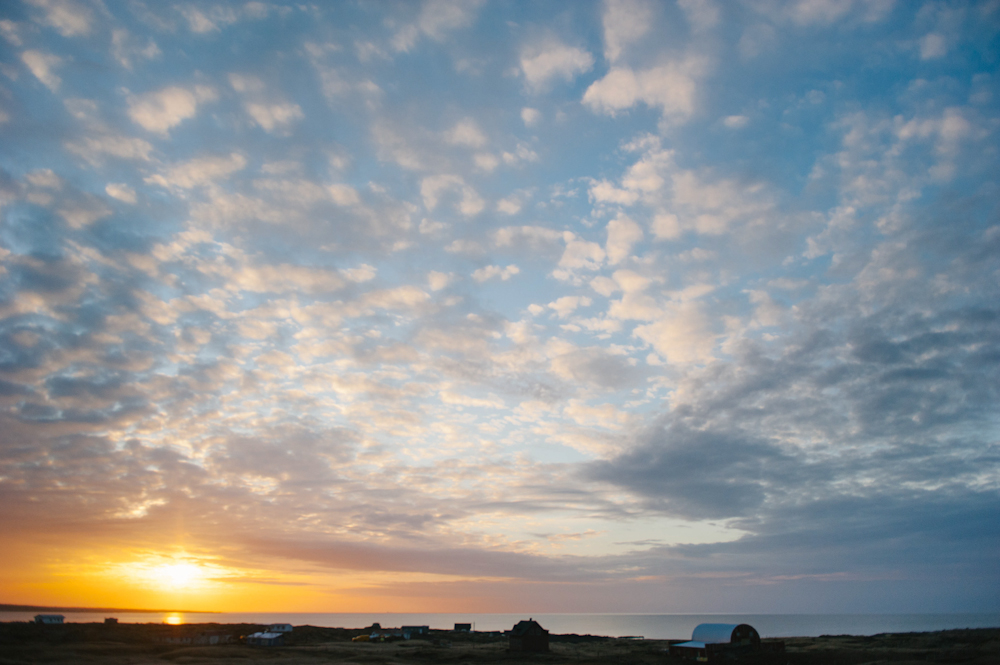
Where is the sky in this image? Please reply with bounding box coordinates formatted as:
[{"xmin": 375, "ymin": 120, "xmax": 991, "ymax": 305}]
[{"xmin": 0, "ymin": 0, "xmax": 998, "ymax": 615}]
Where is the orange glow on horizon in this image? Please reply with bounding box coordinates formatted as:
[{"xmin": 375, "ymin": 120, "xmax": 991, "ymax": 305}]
[{"xmin": 0, "ymin": 543, "xmax": 542, "ymax": 613}]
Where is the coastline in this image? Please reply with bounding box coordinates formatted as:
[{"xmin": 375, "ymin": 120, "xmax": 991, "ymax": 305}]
[
  {"xmin": 0, "ymin": 604, "xmax": 215, "ymax": 614},
  {"xmin": 1, "ymin": 621, "xmax": 997, "ymax": 665}
]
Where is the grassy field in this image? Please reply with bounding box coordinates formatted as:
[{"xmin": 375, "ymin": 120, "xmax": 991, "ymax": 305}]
[{"xmin": 1, "ymin": 622, "xmax": 997, "ymax": 664}]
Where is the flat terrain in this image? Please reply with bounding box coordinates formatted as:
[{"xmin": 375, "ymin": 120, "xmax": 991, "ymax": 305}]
[{"xmin": 1, "ymin": 622, "xmax": 997, "ymax": 664}]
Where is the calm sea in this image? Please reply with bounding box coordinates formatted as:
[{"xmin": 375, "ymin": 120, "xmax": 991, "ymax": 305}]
[{"xmin": 2, "ymin": 612, "xmax": 998, "ymax": 639}]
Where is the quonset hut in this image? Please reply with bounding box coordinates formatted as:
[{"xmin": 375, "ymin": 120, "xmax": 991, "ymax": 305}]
[
  {"xmin": 669, "ymin": 623, "xmax": 761, "ymax": 661},
  {"xmin": 508, "ymin": 618, "xmax": 549, "ymax": 653}
]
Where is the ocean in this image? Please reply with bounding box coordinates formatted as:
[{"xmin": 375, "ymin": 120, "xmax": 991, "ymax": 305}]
[{"xmin": 2, "ymin": 612, "xmax": 998, "ymax": 639}]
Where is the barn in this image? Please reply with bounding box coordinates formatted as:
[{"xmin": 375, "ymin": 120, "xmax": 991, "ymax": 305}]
[
  {"xmin": 669, "ymin": 623, "xmax": 761, "ymax": 661},
  {"xmin": 508, "ymin": 618, "xmax": 549, "ymax": 653}
]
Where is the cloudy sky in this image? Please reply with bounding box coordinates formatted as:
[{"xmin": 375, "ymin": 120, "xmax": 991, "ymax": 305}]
[{"xmin": 0, "ymin": 0, "xmax": 998, "ymax": 614}]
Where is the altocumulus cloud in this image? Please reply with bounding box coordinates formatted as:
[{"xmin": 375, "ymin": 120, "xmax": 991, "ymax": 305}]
[{"xmin": 0, "ymin": 0, "xmax": 998, "ymax": 613}]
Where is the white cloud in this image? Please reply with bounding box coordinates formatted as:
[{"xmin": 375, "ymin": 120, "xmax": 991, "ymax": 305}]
[
  {"xmin": 105, "ymin": 183, "xmax": 136, "ymax": 204},
  {"xmin": 919, "ymin": 33, "xmax": 946, "ymax": 60},
  {"xmin": 392, "ymin": 0, "xmax": 485, "ymax": 52},
  {"xmin": 590, "ymin": 276, "xmax": 620, "ymax": 297},
  {"xmin": 112, "ymin": 29, "xmax": 161, "ymax": 69},
  {"xmin": 62, "ymin": 98, "xmax": 155, "ymax": 164},
  {"xmin": 723, "ymin": 115, "xmax": 749, "ymax": 128},
  {"xmin": 583, "ymin": 62, "xmax": 699, "ymax": 122},
  {"xmin": 328, "ymin": 184, "xmax": 360, "ymax": 206},
  {"xmin": 179, "ymin": 5, "xmax": 244, "ymax": 33},
  {"xmin": 420, "ymin": 174, "xmax": 485, "ymax": 216},
  {"xmin": 521, "ymin": 41, "xmax": 595, "ymax": 90},
  {"xmin": 65, "ymin": 134, "xmax": 154, "ymax": 164},
  {"xmin": 494, "ymin": 225, "xmax": 563, "ymax": 254},
  {"xmin": 472, "ymin": 264, "xmax": 520, "ymax": 282},
  {"xmin": 26, "ymin": 169, "xmax": 61, "ymax": 189},
  {"xmin": 549, "ymin": 295, "xmax": 593, "ymax": 318},
  {"xmin": 229, "ymin": 73, "xmax": 266, "ymax": 94},
  {"xmin": 445, "ymin": 239, "xmax": 484, "ymax": 254},
  {"xmin": 246, "ymin": 102, "xmax": 304, "ymax": 133},
  {"xmin": 21, "ymin": 50, "xmax": 61, "ymax": 91},
  {"xmin": 606, "ymin": 213, "xmax": 644, "ymax": 265},
  {"xmin": 558, "ymin": 232, "xmax": 606, "ymax": 271},
  {"xmin": 0, "ymin": 19, "xmax": 23, "ymax": 46},
  {"xmin": 128, "ymin": 86, "xmax": 216, "ymax": 135},
  {"xmin": 145, "ymin": 153, "xmax": 247, "ymax": 189},
  {"xmin": 501, "ymin": 143, "xmax": 540, "ymax": 166},
  {"xmin": 496, "ymin": 196, "xmax": 522, "ymax": 215},
  {"xmin": 428, "ymin": 271, "xmax": 452, "ymax": 290},
  {"xmin": 589, "ymin": 179, "xmax": 639, "ymax": 206},
  {"xmin": 27, "ymin": 0, "xmax": 92, "ymax": 37},
  {"xmin": 651, "ymin": 212, "xmax": 682, "ymax": 240},
  {"xmin": 229, "ymin": 75, "xmax": 304, "ymax": 134},
  {"xmin": 602, "ymin": 0, "xmax": 654, "ymax": 62},
  {"xmin": 474, "ymin": 153, "xmax": 500, "ymax": 171},
  {"xmin": 421, "ymin": 175, "xmax": 461, "ymax": 210},
  {"xmin": 521, "ymin": 107, "xmax": 541, "ymax": 127},
  {"xmin": 788, "ymin": 0, "xmax": 854, "ymax": 25},
  {"xmin": 445, "ymin": 118, "xmax": 487, "ymax": 148},
  {"xmin": 633, "ymin": 300, "xmax": 715, "ymax": 363},
  {"xmin": 231, "ymin": 263, "xmax": 346, "ymax": 294}
]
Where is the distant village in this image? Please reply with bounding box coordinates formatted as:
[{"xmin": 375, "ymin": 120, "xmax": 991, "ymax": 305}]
[{"xmin": 30, "ymin": 613, "xmax": 781, "ymax": 660}]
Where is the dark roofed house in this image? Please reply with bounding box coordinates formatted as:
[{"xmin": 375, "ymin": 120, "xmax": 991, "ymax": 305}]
[
  {"xmin": 509, "ymin": 618, "xmax": 549, "ymax": 653},
  {"xmin": 401, "ymin": 625, "xmax": 429, "ymax": 639},
  {"xmin": 454, "ymin": 622, "xmax": 472, "ymax": 632},
  {"xmin": 669, "ymin": 623, "xmax": 761, "ymax": 661}
]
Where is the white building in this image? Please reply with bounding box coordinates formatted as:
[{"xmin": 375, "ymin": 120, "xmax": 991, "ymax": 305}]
[{"xmin": 34, "ymin": 614, "xmax": 64, "ymax": 624}]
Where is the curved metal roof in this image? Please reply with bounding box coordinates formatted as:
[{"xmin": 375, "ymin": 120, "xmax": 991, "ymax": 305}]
[{"xmin": 691, "ymin": 623, "xmax": 739, "ymax": 644}]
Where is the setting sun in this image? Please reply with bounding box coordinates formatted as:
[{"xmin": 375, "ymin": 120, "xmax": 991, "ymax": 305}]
[
  {"xmin": 107, "ymin": 555, "xmax": 232, "ymax": 594},
  {"xmin": 151, "ymin": 563, "xmax": 205, "ymax": 591}
]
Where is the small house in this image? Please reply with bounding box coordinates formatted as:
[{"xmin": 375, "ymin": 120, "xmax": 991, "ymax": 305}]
[
  {"xmin": 104, "ymin": 617, "xmax": 118, "ymax": 624},
  {"xmin": 669, "ymin": 623, "xmax": 761, "ymax": 661},
  {"xmin": 454, "ymin": 622, "xmax": 472, "ymax": 632},
  {"xmin": 246, "ymin": 631, "xmax": 284, "ymax": 647},
  {"xmin": 34, "ymin": 614, "xmax": 64, "ymax": 624},
  {"xmin": 268, "ymin": 623, "xmax": 293, "ymax": 633},
  {"xmin": 401, "ymin": 625, "xmax": 429, "ymax": 639},
  {"xmin": 508, "ymin": 618, "xmax": 549, "ymax": 653}
]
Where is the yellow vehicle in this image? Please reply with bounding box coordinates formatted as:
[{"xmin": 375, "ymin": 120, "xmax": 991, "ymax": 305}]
[{"xmin": 352, "ymin": 635, "xmax": 370, "ymax": 642}]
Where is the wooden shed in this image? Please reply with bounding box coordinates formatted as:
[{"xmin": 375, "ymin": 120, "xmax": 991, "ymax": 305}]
[{"xmin": 509, "ymin": 618, "xmax": 549, "ymax": 653}]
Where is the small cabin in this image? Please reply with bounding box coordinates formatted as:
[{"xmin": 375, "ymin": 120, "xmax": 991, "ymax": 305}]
[
  {"xmin": 509, "ymin": 618, "xmax": 549, "ymax": 653},
  {"xmin": 34, "ymin": 614, "xmax": 64, "ymax": 624},
  {"xmin": 268, "ymin": 623, "xmax": 293, "ymax": 633},
  {"xmin": 401, "ymin": 625, "xmax": 429, "ymax": 639},
  {"xmin": 454, "ymin": 622, "xmax": 472, "ymax": 632},
  {"xmin": 246, "ymin": 631, "xmax": 284, "ymax": 647},
  {"xmin": 104, "ymin": 617, "xmax": 118, "ymax": 624},
  {"xmin": 669, "ymin": 623, "xmax": 761, "ymax": 661}
]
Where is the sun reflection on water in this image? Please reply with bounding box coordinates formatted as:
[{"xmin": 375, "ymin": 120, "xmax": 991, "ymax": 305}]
[{"xmin": 164, "ymin": 614, "xmax": 184, "ymax": 625}]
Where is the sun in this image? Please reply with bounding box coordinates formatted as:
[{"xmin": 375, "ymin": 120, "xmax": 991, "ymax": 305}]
[
  {"xmin": 152, "ymin": 562, "xmax": 205, "ymax": 591},
  {"xmin": 109, "ymin": 554, "xmax": 231, "ymax": 593}
]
